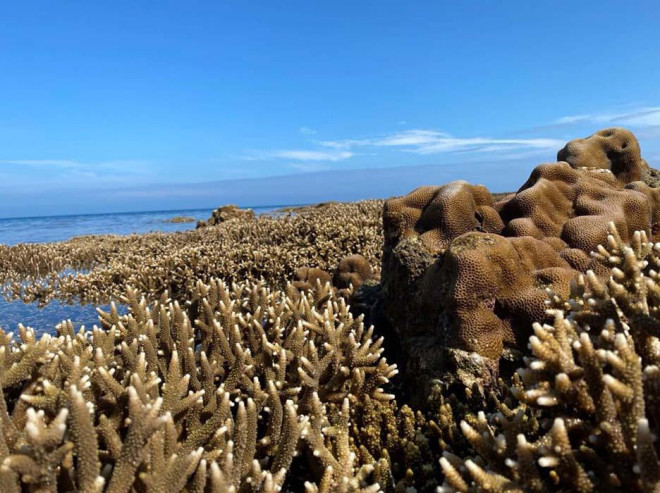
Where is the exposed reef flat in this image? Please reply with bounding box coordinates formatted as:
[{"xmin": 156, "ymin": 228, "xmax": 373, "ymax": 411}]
[
  {"xmin": 1, "ymin": 128, "xmax": 660, "ymax": 491},
  {"xmin": 164, "ymin": 215, "xmax": 195, "ymax": 223}
]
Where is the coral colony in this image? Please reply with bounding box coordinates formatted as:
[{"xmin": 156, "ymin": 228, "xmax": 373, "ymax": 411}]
[{"xmin": 1, "ymin": 128, "xmax": 660, "ymax": 491}]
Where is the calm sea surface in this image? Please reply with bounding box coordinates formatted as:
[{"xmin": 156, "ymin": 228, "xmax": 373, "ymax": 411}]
[
  {"xmin": 0, "ymin": 206, "xmax": 285, "ymax": 245},
  {"xmin": 0, "ymin": 205, "xmax": 292, "ymax": 333}
]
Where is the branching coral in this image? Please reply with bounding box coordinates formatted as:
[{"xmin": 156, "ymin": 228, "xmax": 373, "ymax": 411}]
[
  {"xmin": 436, "ymin": 223, "xmax": 660, "ymax": 492},
  {"xmin": 0, "ymin": 200, "xmax": 383, "ymax": 306},
  {"xmin": 0, "ymin": 277, "xmax": 397, "ymax": 491}
]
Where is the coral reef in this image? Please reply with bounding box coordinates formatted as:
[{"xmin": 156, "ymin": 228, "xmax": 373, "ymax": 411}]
[
  {"xmin": 380, "ymin": 128, "xmax": 660, "ymax": 373},
  {"xmin": 0, "ymin": 278, "xmax": 397, "ymax": 491},
  {"xmin": 3, "ymin": 128, "xmax": 660, "ymax": 492},
  {"xmin": 0, "ymin": 200, "xmax": 383, "ymax": 306},
  {"xmin": 437, "ymin": 223, "xmax": 660, "ymax": 492},
  {"xmin": 196, "ymin": 204, "xmax": 255, "ymax": 228}
]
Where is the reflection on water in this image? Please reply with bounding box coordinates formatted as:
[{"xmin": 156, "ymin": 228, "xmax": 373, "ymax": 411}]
[{"xmin": 0, "ymin": 297, "xmax": 127, "ymax": 336}]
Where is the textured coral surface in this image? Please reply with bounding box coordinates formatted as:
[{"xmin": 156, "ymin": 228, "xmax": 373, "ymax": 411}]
[{"xmin": 382, "ymin": 128, "xmax": 660, "ymax": 358}]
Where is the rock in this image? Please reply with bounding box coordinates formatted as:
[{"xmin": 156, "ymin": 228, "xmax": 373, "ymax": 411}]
[{"xmin": 196, "ymin": 205, "xmax": 255, "ymax": 228}]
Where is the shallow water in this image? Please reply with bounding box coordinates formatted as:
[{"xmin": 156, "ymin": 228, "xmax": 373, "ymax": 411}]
[
  {"xmin": 0, "ymin": 206, "xmax": 284, "ymax": 245},
  {"xmin": 0, "ymin": 297, "xmax": 127, "ymax": 336},
  {"xmin": 0, "ymin": 205, "xmax": 294, "ymax": 333}
]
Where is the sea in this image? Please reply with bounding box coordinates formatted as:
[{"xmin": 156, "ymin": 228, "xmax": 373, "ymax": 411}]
[{"xmin": 0, "ymin": 206, "xmax": 289, "ymax": 334}]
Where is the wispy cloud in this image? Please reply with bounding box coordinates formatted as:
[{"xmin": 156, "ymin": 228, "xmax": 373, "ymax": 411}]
[
  {"xmin": 0, "ymin": 159, "xmax": 82, "ymax": 168},
  {"xmin": 0, "ymin": 159, "xmax": 153, "ymax": 179},
  {"xmin": 554, "ymin": 106, "xmax": 660, "ymax": 127},
  {"xmin": 288, "ymin": 162, "xmax": 331, "ymax": 172},
  {"xmin": 299, "ymin": 126, "xmax": 317, "ymax": 136},
  {"xmin": 244, "ymin": 149, "xmax": 354, "ymax": 162},
  {"xmin": 319, "ymin": 129, "xmax": 563, "ymax": 155}
]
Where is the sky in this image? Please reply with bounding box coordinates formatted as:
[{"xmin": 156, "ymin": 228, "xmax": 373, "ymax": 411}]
[{"xmin": 1, "ymin": 1, "xmax": 659, "ymax": 217}]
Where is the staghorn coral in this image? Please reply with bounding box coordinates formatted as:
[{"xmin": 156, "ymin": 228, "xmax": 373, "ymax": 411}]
[
  {"xmin": 436, "ymin": 223, "xmax": 660, "ymax": 492},
  {"xmin": 0, "ymin": 200, "xmax": 383, "ymax": 307},
  {"xmin": 0, "ymin": 277, "xmax": 398, "ymax": 491}
]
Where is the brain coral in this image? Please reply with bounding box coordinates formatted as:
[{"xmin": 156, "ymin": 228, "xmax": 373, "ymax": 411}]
[
  {"xmin": 333, "ymin": 254, "xmax": 374, "ymax": 290},
  {"xmin": 557, "ymin": 127, "xmax": 651, "ymax": 184},
  {"xmin": 383, "ymin": 181, "xmax": 504, "ymax": 254},
  {"xmin": 381, "ymin": 128, "xmax": 660, "ymax": 366}
]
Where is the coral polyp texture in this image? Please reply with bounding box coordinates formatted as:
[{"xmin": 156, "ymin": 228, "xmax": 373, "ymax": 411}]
[
  {"xmin": 0, "ymin": 278, "xmax": 398, "ymax": 491},
  {"xmin": 437, "ymin": 223, "xmax": 660, "ymax": 492},
  {"xmin": 381, "ymin": 128, "xmax": 660, "ymax": 364}
]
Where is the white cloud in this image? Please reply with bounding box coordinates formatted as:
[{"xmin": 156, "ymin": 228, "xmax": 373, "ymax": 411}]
[
  {"xmin": 244, "ymin": 149, "xmax": 354, "ymax": 162},
  {"xmin": 299, "ymin": 126, "xmax": 317, "ymax": 135},
  {"xmin": 554, "ymin": 106, "xmax": 660, "ymax": 127},
  {"xmin": 288, "ymin": 162, "xmax": 331, "ymax": 172},
  {"xmin": 0, "ymin": 159, "xmax": 82, "ymax": 168},
  {"xmin": 319, "ymin": 129, "xmax": 563, "ymax": 155},
  {"xmin": 0, "ymin": 159, "xmax": 152, "ymax": 176}
]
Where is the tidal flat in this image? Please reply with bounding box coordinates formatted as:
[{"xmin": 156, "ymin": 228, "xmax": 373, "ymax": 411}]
[{"xmin": 0, "ymin": 128, "xmax": 659, "ymax": 492}]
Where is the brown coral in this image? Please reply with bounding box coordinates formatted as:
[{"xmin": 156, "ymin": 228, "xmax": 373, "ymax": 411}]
[
  {"xmin": 381, "ymin": 128, "xmax": 660, "ymax": 364},
  {"xmin": 383, "ymin": 181, "xmax": 503, "ymax": 254},
  {"xmin": 293, "ymin": 266, "xmax": 333, "ymax": 292},
  {"xmin": 438, "ymin": 224, "xmax": 660, "ymax": 492},
  {"xmin": 557, "ymin": 127, "xmax": 651, "ymax": 184},
  {"xmin": 0, "ymin": 278, "xmax": 397, "ymax": 491},
  {"xmin": 439, "ymin": 233, "xmax": 578, "ymax": 358},
  {"xmin": 333, "ymin": 254, "xmax": 374, "ymax": 291},
  {"xmin": 196, "ymin": 204, "xmax": 255, "ymax": 228}
]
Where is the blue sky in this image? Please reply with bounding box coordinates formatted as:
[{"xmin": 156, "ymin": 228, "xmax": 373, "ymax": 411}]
[{"xmin": 1, "ymin": 1, "xmax": 660, "ymax": 217}]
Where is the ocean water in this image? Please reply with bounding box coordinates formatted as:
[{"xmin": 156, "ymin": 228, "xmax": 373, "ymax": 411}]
[
  {"xmin": 0, "ymin": 298, "xmax": 128, "ymax": 336},
  {"xmin": 0, "ymin": 205, "xmax": 292, "ymax": 333},
  {"xmin": 0, "ymin": 206, "xmax": 283, "ymax": 245}
]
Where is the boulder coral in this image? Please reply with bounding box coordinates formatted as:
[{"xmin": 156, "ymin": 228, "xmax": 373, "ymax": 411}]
[
  {"xmin": 557, "ymin": 127, "xmax": 651, "ymax": 184},
  {"xmin": 334, "ymin": 254, "xmax": 376, "ymax": 290},
  {"xmin": 438, "ymin": 223, "xmax": 660, "ymax": 492},
  {"xmin": 381, "ymin": 128, "xmax": 660, "ymax": 365},
  {"xmin": 290, "ymin": 254, "xmax": 377, "ymax": 301},
  {"xmin": 196, "ymin": 204, "xmax": 255, "ymax": 228}
]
